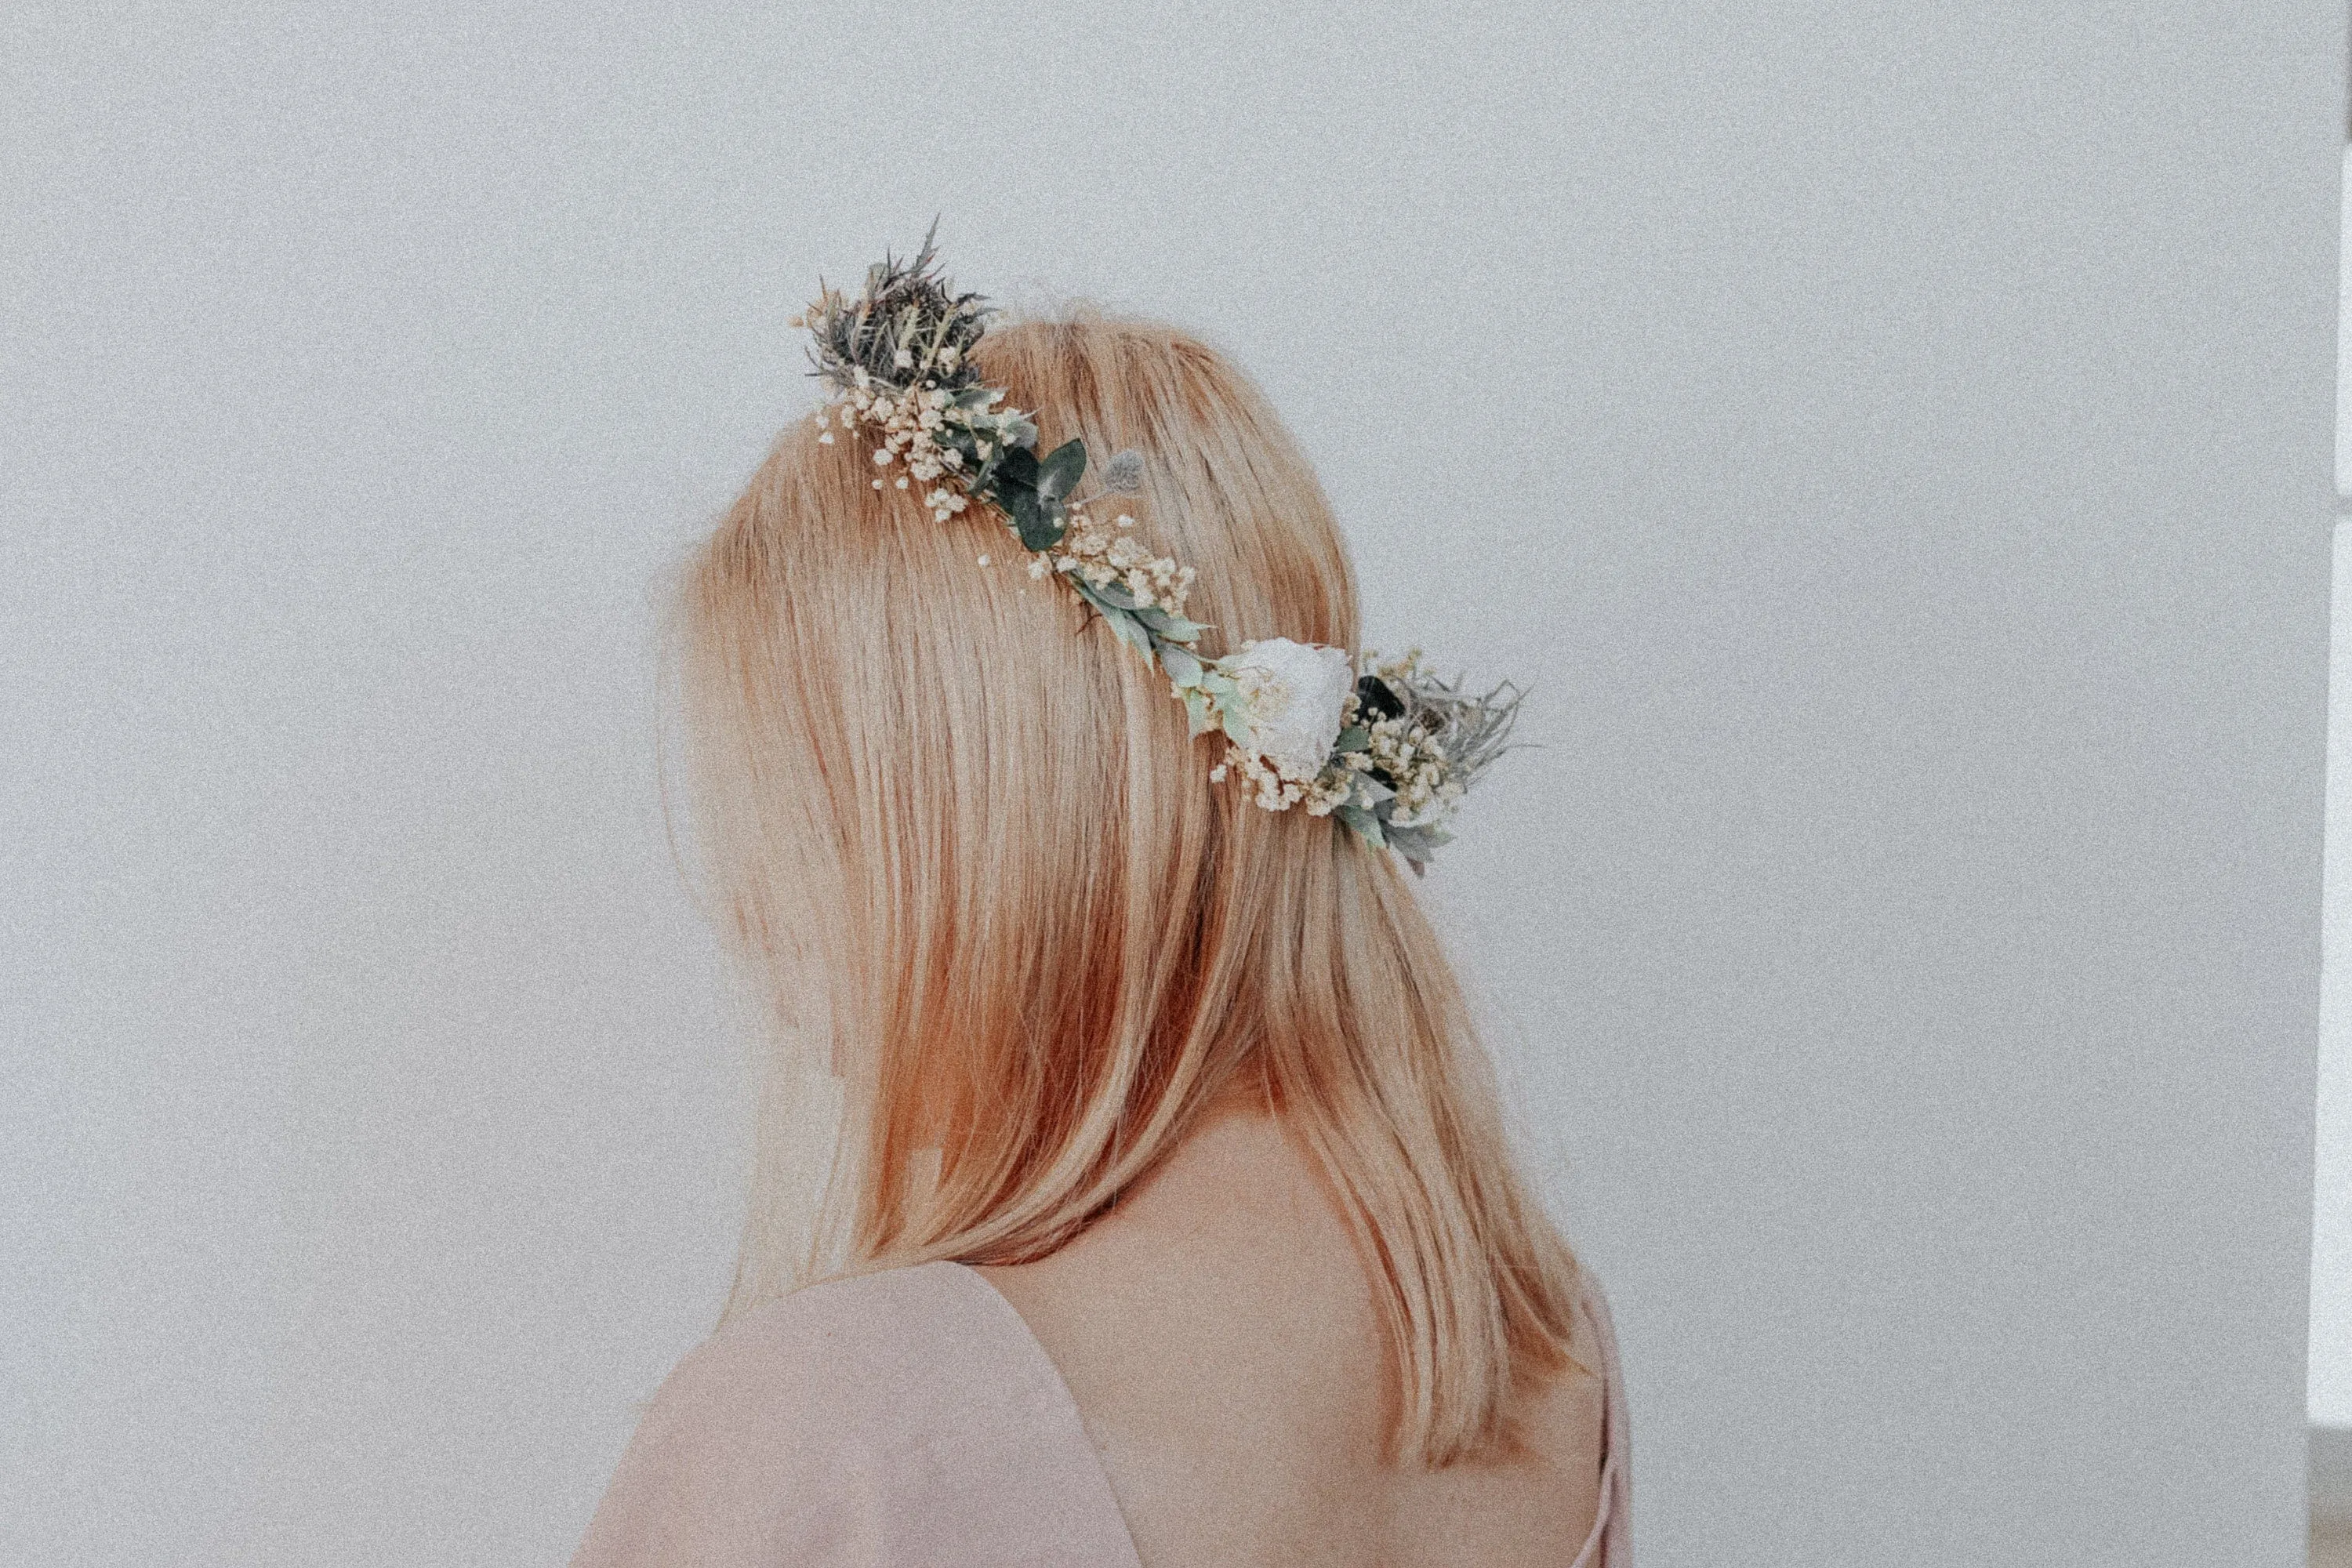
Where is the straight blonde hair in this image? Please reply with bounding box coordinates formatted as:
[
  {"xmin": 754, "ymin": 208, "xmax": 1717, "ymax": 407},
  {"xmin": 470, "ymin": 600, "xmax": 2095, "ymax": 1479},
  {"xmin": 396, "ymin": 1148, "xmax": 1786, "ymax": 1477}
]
[{"xmin": 673, "ymin": 311, "xmax": 1582, "ymax": 1465}]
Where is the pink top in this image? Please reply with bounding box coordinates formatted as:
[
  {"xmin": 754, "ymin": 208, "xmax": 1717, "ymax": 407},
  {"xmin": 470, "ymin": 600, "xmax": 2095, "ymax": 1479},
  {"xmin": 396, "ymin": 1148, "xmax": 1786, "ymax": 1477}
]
[{"xmin": 572, "ymin": 1260, "xmax": 1631, "ymax": 1566}]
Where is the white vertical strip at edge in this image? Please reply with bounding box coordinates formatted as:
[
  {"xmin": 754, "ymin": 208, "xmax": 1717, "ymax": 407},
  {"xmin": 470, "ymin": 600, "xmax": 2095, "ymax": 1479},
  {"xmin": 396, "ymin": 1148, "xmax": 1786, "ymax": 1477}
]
[
  {"xmin": 2336, "ymin": 144, "xmax": 2351, "ymax": 499},
  {"xmin": 2317, "ymin": 511, "xmax": 2352, "ymax": 1427},
  {"xmin": 2319, "ymin": 139, "xmax": 2352, "ymax": 1428}
]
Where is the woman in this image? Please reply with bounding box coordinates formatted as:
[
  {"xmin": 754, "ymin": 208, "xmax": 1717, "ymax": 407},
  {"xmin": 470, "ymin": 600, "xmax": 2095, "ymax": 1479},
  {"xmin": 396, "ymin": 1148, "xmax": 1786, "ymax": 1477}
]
[{"xmin": 572, "ymin": 239, "xmax": 1630, "ymax": 1566}]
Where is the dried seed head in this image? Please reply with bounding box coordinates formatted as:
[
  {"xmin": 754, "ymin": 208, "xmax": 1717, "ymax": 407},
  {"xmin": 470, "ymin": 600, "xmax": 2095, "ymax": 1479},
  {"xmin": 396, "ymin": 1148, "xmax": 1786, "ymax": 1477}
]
[{"xmin": 1098, "ymin": 448, "xmax": 1145, "ymax": 494}]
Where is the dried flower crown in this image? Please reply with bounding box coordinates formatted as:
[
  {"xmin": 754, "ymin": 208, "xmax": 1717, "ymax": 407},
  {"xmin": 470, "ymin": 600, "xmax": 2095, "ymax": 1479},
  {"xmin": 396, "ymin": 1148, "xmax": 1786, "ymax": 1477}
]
[{"xmin": 790, "ymin": 228, "xmax": 1525, "ymax": 869}]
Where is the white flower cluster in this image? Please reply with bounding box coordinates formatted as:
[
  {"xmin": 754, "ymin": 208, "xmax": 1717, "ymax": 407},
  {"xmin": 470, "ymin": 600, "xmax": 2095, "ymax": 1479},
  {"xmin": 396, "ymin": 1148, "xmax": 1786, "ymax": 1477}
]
[
  {"xmin": 1356, "ymin": 652, "xmax": 1466, "ymax": 827},
  {"xmin": 1225, "ymin": 745, "xmax": 1362, "ymax": 815},
  {"xmin": 822, "ymin": 368, "xmax": 977, "ymax": 522},
  {"xmin": 1029, "ymin": 507, "xmax": 1196, "ymax": 617}
]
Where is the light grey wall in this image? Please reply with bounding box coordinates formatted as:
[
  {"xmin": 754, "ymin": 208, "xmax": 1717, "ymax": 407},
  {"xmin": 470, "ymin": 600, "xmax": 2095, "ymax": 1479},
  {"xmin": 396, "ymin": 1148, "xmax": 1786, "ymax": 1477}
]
[{"xmin": 2, "ymin": 4, "xmax": 2336, "ymax": 1565}]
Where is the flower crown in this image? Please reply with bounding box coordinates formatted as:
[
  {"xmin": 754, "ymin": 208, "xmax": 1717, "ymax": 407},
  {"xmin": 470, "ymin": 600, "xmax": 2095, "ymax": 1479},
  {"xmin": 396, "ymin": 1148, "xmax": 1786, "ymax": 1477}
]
[{"xmin": 789, "ymin": 228, "xmax": 1525, "ymax": 870}]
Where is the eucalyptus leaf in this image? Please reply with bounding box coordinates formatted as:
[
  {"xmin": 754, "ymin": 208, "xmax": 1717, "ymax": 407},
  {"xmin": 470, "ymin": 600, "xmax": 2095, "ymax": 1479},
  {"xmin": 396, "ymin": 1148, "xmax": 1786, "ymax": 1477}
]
[
  {"xmin": 1334, "ymin": 804, "xmax": 1386, "ymax": 848},
  {"xmin": 1182, "ymin": 686, "xmax": 1213, "ymax": 736},
  {"xmin": 999, "ymin": 483, "xmax": 1065, "ymax": 551},
  {"xmin": 1069, "ymin": 582, "xmax": 1154, "ymax": 658},
  {"xmin": 1220, "ymin": 702, "xmax": 1254, "ymax": 749},
  {"xmin": 1036, "ymin": 438, "xmax": 1087, "ymax": 504},
  {"xmin": 1333, "ymin": 726, "xmax": 1370, "ymax": 753},
  {"xmin": 1105, "ymin": 606, "xmax": 1156, "ymax": 659},
  {"xmin": 1381, "ymin": 822, "xmax": 1452, "ymax": 866},
  {"xmin": 1071, "ymin": 576, "xmax": 1129, "ymax": 618},
  {"xmin": 1133, "ymin": 606, "xmax": 1207, "ymax": 642},
  {"xmin": 995, "ymin": 445, "xmax": 1040, "ymax": 490},
  {"xmin": 1160, "ymin": 644, "xmax": 1203, "ymax": 687}
]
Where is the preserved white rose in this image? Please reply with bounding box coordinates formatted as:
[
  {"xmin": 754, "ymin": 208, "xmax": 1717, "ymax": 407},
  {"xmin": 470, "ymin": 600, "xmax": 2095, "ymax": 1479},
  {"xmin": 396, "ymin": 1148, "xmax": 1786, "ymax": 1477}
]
[{"xmin": 1218, "ymin": 637, "xmax": 1355, "ymax": 783}]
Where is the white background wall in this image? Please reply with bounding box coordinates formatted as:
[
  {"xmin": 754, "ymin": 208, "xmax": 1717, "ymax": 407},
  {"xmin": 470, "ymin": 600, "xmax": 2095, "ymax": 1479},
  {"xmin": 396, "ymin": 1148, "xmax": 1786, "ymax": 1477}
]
[{"xmin": 5, "ymin": 5, "xmax": 2339, "ymax": 1565}]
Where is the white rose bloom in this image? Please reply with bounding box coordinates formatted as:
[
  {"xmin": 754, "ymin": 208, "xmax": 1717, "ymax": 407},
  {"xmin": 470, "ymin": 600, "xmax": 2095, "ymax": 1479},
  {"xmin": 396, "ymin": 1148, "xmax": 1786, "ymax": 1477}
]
[{"xmin": 1220, "ymin": 637, "xmax": 1355, "ymax": 782}]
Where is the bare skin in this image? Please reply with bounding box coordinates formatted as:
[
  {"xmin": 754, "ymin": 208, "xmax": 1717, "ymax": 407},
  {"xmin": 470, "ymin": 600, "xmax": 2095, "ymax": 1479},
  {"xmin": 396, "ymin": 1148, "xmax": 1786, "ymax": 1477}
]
[{"xmin": 977, "ymin": 1092, "xmax": 1605, "ymax": 1568}]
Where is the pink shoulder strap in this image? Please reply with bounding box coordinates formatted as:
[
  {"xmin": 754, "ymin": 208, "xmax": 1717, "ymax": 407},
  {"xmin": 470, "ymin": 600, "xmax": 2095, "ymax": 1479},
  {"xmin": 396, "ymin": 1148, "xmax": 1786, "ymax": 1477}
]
[{"xmin": 1569, "ymin": 1269, "xmax": 1633, "ymax": 1568}]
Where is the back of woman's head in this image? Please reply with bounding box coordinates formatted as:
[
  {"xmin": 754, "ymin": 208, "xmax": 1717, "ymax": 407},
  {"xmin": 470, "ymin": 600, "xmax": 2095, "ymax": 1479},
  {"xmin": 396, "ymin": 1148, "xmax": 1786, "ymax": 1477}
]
[{"xmin": 677, "ymin": 310, "xmax": 1580, "ymax": 1465}]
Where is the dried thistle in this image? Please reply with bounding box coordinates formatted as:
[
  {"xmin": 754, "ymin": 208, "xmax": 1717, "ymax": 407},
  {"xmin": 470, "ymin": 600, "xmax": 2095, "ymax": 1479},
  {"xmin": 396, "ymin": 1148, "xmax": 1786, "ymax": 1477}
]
[
  {"xmin": 1322, "ymin": 653, "xmax": 1531, "ymax": 869},
  {"xmin": 804, "ymin": 219, "xmax": 991, "ymax": 398},
  {"xmin": 1395, "ymin": 666, "xmax": 1527, "ymax": 793}
]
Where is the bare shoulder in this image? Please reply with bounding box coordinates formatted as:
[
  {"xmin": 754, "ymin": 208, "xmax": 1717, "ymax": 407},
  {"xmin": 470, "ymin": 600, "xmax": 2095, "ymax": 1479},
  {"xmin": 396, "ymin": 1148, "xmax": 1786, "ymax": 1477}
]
[
  {"xmin": 1380, "ymin": 1330, "xmax": 1606, "ymax": 1568},
  {"xmin": 977, "ymin": 1112, "xmax": 1388, "ymax": 1564},
  {"xmin": 977, "ymin": 1107, "xmax": 1608, "ymax": 1567}
]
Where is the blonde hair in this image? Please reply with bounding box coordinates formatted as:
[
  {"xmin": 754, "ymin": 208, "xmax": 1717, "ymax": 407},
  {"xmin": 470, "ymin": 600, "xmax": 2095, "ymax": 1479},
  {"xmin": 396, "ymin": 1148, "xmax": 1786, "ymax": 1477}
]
[{"xmin": 674, "ymin": 311, "xmax": 1582, "ymax": 1465}]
